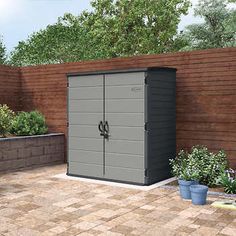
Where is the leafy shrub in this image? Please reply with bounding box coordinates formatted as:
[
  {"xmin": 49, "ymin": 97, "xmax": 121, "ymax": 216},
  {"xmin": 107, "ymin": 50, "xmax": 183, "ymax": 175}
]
[
  {"xmin": 170, "ymin": 149, "xmax": 201, "ymax": 181},
  {"xmin": 0, "ymin": 104, "xmax": 15, "ymax": 137},
  {"xmin": 170, "ymin": 146, "xmax": 228, "ymax": 187},
  {"xmin": 218, "ymin": 169, "xmax": 236, "ymax": 194},
  {"xmin": 12, "ymin": 111, "xmax": 48, "ymax": 136},
  {"xmin": 192, "ymin": 146, "xmax": 228, "ymax": 187}
]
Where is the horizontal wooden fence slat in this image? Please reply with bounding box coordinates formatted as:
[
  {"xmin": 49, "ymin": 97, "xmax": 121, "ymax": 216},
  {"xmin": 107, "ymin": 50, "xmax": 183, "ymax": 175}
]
[{"xmin": 0, "ymin": 66, "xmax": 21, "ymax": 111}]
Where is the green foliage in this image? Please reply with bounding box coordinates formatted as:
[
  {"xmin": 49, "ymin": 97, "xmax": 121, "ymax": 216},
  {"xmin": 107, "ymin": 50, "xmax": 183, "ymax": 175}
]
[
  {"xmin": 10, "ymin": 0, "xmax": 190, "ymax": 66},
  {"xmin": 0, "ymin": 36, "xmax": 7, "ymax": 65},
  {"xmin": 0, "ymin": 104, "xmax": 15, "ymax": 137},
  {"xmin": 12, "ymin": 111, "xmax": 48, "ymax": 136},
  {"xmin": 10, "ymin": 18, "xmax": 90, "ymax": 66},
  {"xmin": 190, "ymin": 146, "xmax": 228, "ymax": 187},
  {"xmin": 80, "ymin": 0, "xmax": 190, "ymax": 57},
  {"xmin": 179, "ymin": 0, "xmax": 236, "ymax": 50},
  {"xmin": 0, "ymin": 107, "xmax": 48, "ymax": 137},
  {"xmin": 170, "ymin": 149, "xmax": 201, "ymax": 181},
  {"xmin": 170, "ymin": 146, "xmax": 228, "ymax": 187},
  {"xmin": 218, "ymin": 170, "xmax": 236, "ymax": 194}
]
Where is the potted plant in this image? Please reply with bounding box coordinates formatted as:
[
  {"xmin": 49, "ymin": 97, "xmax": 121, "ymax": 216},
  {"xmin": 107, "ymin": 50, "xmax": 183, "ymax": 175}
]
[
  {"xmin": 187, "ymin": 146, "xmax": 227, "ymax": 205},
  {"xmin": 170, "ymin": 150, "xmax": 200, "ymax": 199},
  {"xmin": 190, "ymin": 184, "xmax": 208, "ymax": 205},
  {"xmin": 188, "ymin": 146, "xmax": 228, "ymax": 188}
]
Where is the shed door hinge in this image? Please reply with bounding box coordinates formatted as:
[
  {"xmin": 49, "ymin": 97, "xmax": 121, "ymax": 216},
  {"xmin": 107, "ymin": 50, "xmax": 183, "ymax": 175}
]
[
  {"xmin": 144, "ymin": 122, "xmax": 148, "ymax": 131},
  {"xmin": 144, "ymin": 73, "xmax": 148, "ymax": 84},
  {"xmin": 145, "ymin": 169, "xmax": 148, "ymax": 177},
  {"xmin": 144, "ymin": 77, "xmax": 148, "ymax": 84},
  {"xmin": 67, "ymin": 122, "xmax": 69, "ymax": 127},
  {"xmin": 67, "ymin": 82, "xmax": 69, "ymax": 87}
]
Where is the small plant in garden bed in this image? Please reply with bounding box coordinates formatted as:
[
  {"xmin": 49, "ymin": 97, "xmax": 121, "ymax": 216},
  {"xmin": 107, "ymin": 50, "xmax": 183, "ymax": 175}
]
[
  {"xmin": 0, "ymin": 104, "xmax": 15, "ymax": 137},
  {"xmin": 218, "ymin": 169, "xmax": 236, "ymax": 194},
  {"xmin": 0, "ymin": 104, "xmax": 48, "ymax": 138},
  {"xmin": 11, "ymin": 111, "xmax": 48, "ymax": 136}
]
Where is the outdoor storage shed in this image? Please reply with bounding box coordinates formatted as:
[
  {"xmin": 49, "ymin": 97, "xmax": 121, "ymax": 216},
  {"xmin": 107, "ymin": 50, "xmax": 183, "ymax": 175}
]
[{"xmin": 67, "ymin": 67, "xmax": 176, "ymax": 185}]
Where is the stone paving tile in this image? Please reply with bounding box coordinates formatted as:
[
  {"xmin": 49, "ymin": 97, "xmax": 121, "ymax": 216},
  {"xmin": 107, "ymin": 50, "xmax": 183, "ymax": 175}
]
[
  {"xmin": 0, "ymin": 164, "xmax": 236, "ymax": 236},
  {"xmin": 220, "ymin": 226, "xmax": 236, "ymax": 236}
]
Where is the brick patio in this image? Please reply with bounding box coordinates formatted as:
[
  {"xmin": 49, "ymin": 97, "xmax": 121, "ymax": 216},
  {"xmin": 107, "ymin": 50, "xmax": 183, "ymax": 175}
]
[{"xmin": 0, "ymin": 164, "xmax": 235, "ymax": 236}]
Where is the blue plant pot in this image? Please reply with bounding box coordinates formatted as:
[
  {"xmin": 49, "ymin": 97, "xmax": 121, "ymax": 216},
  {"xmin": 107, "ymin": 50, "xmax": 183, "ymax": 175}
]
[
  {"xmin": 178, "ymin": 179, "xmax": 198, "ymax": 199},
  {"xmin": 190, "ymin": 184, "xmax": 208, "ymax": 205}
]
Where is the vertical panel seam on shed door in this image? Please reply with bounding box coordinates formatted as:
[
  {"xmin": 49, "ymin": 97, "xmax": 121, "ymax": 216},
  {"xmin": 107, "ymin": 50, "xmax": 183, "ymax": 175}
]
[
  {"xmin": 144, "ymin": 71, "xmax": 149, "ymax": 183},
  {"xmin": 67, "ymin": 76, "xmax": 69, "ymax": 174},
  {"xmin": 103, "ymin": 74, "xmax": 105, "ymax": 176}
]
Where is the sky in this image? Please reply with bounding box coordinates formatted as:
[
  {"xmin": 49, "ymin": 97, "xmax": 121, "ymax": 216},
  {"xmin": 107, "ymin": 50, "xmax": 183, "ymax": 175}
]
[{"xmin": 0, "ymin": 0, "xmax": 202, "ymax": 53}]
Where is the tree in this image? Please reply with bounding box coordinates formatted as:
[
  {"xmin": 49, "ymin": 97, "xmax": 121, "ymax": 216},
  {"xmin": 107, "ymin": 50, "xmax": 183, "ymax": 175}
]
[
  {"xmin": 10, "ymin": 17, "xmax": 91, "ymax": 66},
  {"xmin": 0, "ymin": 36, "xmax": 7, "ymax": 65},
  {"xmin": 10, "ymin": 0, "xmax": 190, "ymax": 66},
  {"xmin": 179, "ymin": 0, "xmax": 236, "ymax": 50},
  {"xmin": 79, "ymin": 0, "xmax": 190, "ymax": 57}
]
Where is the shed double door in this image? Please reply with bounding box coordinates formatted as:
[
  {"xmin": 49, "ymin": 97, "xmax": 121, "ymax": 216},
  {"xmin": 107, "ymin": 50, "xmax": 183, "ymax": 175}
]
[{"xmin": 68, "ymin": 72, "xmax": 145, "ymax": 184}]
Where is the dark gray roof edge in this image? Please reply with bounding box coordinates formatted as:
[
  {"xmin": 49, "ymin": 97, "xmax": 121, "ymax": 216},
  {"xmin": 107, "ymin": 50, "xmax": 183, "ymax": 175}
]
[{"xmin": 67, "ymin": 67, "xmax": 177, "ymax": 77}]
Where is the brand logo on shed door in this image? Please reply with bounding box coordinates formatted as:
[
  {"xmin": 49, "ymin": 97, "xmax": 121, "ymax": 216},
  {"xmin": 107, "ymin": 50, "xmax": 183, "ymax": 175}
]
[{"xmin": 131, "ymin": 87, "xmax": 142, "ymax": 92}]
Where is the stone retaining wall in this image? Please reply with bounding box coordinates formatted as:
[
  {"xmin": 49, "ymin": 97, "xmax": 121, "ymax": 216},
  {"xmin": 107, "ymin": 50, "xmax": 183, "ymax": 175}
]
[{"xmin": 0, "ymin": 133, "xmax": 64, "ymax": 172}]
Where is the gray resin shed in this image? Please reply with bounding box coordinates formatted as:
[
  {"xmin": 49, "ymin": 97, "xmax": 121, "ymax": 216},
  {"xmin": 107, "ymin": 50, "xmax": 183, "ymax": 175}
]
[{"xmin": 67, "ymin": 67, "xmax": 176, "ymax": 185}]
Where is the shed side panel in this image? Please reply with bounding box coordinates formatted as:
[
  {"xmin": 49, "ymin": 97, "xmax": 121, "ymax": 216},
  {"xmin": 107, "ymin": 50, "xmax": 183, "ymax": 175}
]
[{"xmin": 146, "ymin": 69, "xmax": 176, "ymax": 184}]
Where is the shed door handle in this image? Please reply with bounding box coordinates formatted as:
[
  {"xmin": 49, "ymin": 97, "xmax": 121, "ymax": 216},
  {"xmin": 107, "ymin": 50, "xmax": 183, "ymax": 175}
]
[
  {"xmin": 98, "ymin": 121, "xmax": 104, "ymax": 135},
  {"xmin": 104, "ymin": 121, "xmax": 109, "ymax": 134}
]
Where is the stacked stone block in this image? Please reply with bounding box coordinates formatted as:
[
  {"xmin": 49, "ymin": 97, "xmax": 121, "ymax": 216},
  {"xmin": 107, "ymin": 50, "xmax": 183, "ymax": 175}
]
[{"xmin": 0, "ymin": 134, "xmax": 64, "ymax": 172}]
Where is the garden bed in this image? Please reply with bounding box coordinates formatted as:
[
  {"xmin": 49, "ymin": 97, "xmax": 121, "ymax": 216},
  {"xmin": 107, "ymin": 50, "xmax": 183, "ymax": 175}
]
[{"xmin": 0, "ymin": 133, "xmax": 64, "ymax": 173}]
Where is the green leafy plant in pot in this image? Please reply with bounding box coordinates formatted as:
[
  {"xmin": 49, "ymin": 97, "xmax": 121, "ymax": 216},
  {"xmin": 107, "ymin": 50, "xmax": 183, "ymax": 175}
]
[
  {"xmin": 189, "ymin": 146, "xmax": 227, "ymax": 187},
  {"xmin": 170, "ymin": 150, "xmax": 200, "ymax": 199},
  {"xmin": 170, "ymin": 146, "xmax": 228, "ymax": 203}
]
